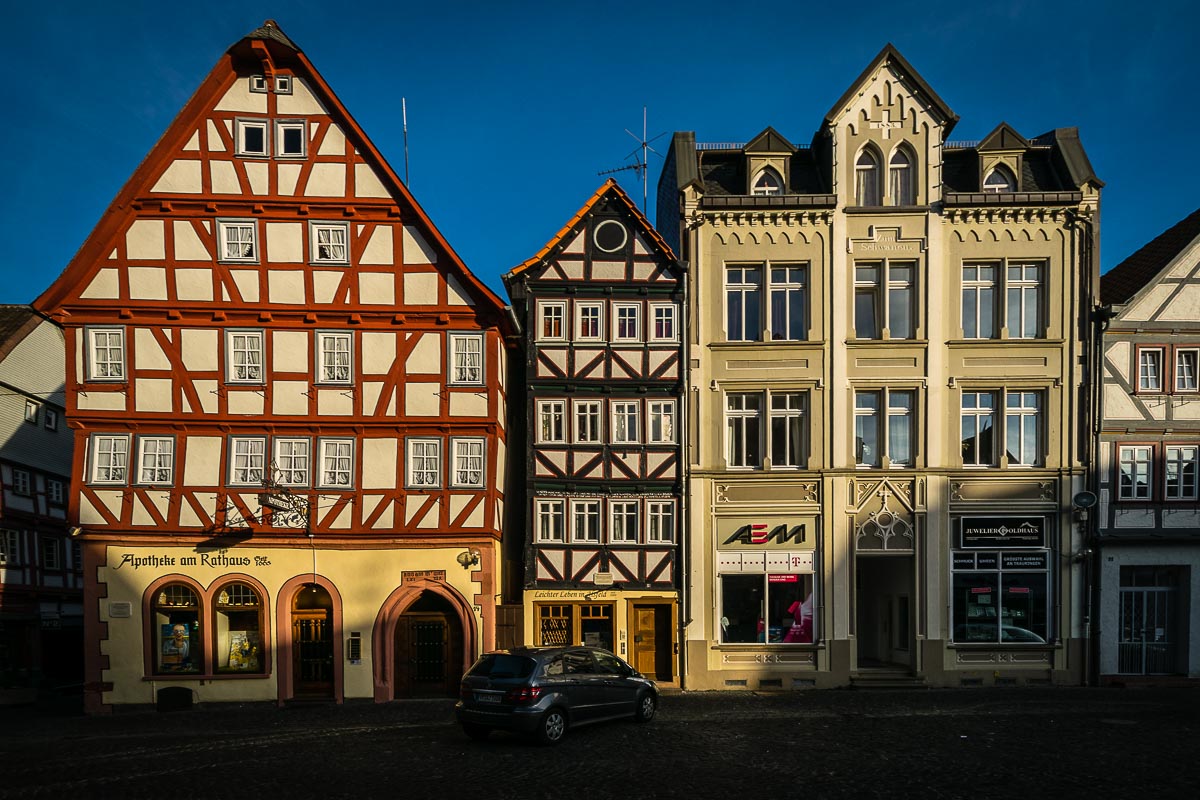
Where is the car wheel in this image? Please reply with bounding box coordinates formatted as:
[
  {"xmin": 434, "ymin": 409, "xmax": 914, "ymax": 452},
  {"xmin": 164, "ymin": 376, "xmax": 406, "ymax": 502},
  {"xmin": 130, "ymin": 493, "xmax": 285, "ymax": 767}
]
[
  {"xmin": 634, "ymin": 692, "xmax": 656, "ymax": 723},
  {"xmin": 537, "ymin": 708, "xmax": 567, "ymax": 745},
  {"xmin": 462, "ymin": 723, "xmax": 491, "ymax": 741}
]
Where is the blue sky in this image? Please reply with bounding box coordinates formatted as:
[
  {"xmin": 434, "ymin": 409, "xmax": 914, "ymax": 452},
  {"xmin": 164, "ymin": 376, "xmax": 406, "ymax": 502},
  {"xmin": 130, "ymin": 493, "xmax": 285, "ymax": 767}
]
[{"xmin": 2, "ymin": 1, "xmax": 1195, "ymax": 304}]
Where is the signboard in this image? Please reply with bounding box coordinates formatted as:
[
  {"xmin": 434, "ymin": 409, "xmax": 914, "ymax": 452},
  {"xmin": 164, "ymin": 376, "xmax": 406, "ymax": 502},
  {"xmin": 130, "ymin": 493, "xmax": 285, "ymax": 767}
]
[
  {"xmin": 718, "ymin": 551, "xmax": 814, "ymax": 573},
  {"xmin": 716, "ymin": 516, "xmax": 818, "ymax": 551},
  {"xmin": 592, "ymin": 572, "xmax": 614, "ymax": 586},
  {"xmin": 960, "ymin": 517, "xmax": 1045, "ymax": 549},
  {"xmin": 955, "ymin": 551, "xmax": 1048, "ymax": 571}
]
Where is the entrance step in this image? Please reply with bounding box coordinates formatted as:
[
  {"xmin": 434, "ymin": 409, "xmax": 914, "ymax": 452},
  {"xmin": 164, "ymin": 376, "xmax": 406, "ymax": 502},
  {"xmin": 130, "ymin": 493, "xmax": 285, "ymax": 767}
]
[{"xmin": 850, "ymin": 671, "xmax": 928, "ymax": 689}]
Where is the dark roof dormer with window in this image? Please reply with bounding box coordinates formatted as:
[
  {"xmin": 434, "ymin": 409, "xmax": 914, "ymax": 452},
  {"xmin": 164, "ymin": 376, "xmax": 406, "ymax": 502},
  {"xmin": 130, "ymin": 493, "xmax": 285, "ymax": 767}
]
[{"xmin": 684, "ymin": 127, "xmax": 836, "ymax": 212}]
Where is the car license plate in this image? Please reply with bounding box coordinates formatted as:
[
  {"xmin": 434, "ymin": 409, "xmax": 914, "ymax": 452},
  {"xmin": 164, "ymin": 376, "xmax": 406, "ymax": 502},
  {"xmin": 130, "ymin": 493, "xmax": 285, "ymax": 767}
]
[{"xmin": 476, "ymin": 693, "xmax": 500, "ymax": 704}]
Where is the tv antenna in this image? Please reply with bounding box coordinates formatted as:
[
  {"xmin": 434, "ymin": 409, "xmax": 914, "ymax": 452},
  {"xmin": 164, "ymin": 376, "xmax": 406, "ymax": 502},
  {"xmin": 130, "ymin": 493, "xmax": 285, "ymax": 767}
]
[{"xmin": 598, "ymin": 106, "xmax": 666, "ymax": 213}]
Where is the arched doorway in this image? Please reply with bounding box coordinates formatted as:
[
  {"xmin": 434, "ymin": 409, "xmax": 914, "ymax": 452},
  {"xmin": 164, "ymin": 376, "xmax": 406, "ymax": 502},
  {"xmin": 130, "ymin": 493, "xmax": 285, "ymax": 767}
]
[
  {"xmin": 292, "ymin": 584, "xmax": 334, "ymax": 698},
  {"xmin": 393, "ymin": 591, "xmax": 464, "ymax": 698}
]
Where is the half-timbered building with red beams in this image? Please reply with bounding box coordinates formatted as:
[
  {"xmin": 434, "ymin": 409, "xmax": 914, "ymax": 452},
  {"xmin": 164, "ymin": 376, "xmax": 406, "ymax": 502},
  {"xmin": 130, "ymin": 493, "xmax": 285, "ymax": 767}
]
[
  {"xmin": 34, "ymin": 22, "xmax": 512, "ymax": 712},
  {"xmin": 504, "ymin": 180, "xmax": 684, "ymax": 684}
]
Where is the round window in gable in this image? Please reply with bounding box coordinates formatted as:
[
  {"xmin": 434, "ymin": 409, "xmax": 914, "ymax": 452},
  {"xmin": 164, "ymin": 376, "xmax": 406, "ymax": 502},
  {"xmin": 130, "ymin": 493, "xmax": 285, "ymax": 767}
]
[{"xmin": 593, "ymin": 219, "xmax": 628, "ymax": 254}]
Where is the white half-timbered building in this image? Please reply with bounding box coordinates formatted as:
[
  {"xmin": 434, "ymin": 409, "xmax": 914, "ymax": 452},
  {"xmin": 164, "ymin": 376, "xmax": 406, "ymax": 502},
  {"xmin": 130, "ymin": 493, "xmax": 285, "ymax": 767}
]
[{"xmin": 34, "ymin": 22, "xmax": 512, "ymax": 712}]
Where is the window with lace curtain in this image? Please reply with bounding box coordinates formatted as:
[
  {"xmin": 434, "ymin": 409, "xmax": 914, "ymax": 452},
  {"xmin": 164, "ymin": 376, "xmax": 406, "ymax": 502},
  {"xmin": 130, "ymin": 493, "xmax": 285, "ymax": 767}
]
[
  {"xmin": 889, "ymin": 147, "xmax": 916, "ymax": 205},
  {"xmin": 855, "ymin": 148, "xmax": 881, "ymax": 205}
]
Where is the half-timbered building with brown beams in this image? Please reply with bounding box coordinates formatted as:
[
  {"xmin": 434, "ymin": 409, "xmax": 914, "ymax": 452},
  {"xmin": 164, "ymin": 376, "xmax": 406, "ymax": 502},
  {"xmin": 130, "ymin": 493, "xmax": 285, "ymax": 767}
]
[
  {"xmin": 34, "ymin": 21, "xmax": 512, "ymax": 712},
  {"xmin": 504, "ymin": 180, "xmax": 685, "ymax": 684}
]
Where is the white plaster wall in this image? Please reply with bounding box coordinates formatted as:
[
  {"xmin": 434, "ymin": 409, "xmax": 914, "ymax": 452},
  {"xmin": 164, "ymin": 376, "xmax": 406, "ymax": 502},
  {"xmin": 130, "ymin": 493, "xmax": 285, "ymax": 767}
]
[
  {"xmin": 405, "ymin": 383, "xmax": 440, "ymax": 416},
  {"xmin": 359, "ymin": 226, "xmax": 394, "ymax": 265},
  {"xmin": 403, "ymin": 273, "xmax": 438, "ymax": 304},
  {"xmin": 128, "ymin": 268, "xmax": 168, "ymax": 300},
  {"xmin": 406, "ymin": 333, "xmax": 440, "ymax": 373},
  {"xmin": 359, "ymin": 273, "xmax": 395, "ymax": 304},
  {"xmin": 181, "ymin": 329, "xmax": 218, "ymax": 372},
  {"xmin": 304, "ymin": 163, "xmax": 346, "ymax": 197},
  {"xmin": 403, "ymin": 227, "xmax": 438, "ymax": 264},
  {"xmin": 176, "ymin": 269, "xmax": 214, "ymax": 301},
  {"xmin": 151, "ymin": 160, "xmax": 203, "ymax": 194},
  {"xmin": 266, "ymin": 223, "xmax": 304, "ymax": 263},
  {"xmin": 126, "ymin": 220, "xmax": 165, "ymax": 261},
  {"xmin": 362, "ymin": 439, "xmax": 398, "ymax": 489},
  {"xmin": 81, "ymin": 269, "xmax": 120, "ymax": 300},
  {"xmin": 135, "ymin": 379, "xmax": 174, "ymax": 413},
  {"xmin": 362, "ymin": 333, "xmax": 396, "ymax": 374},
  {"xmin": 267, "ymin": 271, "xmax": 306, "ymax": 304}
]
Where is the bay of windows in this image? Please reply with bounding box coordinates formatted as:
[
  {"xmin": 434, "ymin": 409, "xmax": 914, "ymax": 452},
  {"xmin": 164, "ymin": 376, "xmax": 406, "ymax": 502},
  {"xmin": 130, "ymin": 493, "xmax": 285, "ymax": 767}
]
[
  {"xmin": 534, "ymin": 497, "xmax": 675, "ymax": 545},
  {"xmin": 960, "ymin": 390, "xmax": 1044, "ymax": 468},
  {"xmin": 726, "ymin": 263, "xmax": 808, "ymax": 342},
  {"xmin": 961, "ymin": 261, "xmax": 1044, "ymax": 339},
  {"xmin": 854, "ymin": 261, "xmax": 915, "ymax": 339}
]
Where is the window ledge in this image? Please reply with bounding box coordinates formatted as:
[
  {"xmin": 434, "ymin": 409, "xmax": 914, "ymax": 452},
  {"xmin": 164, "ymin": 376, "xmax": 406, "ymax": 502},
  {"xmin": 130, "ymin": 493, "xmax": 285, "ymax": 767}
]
[
  {"xmin": 845, "ymin": 338, "xmax": 928, "ymax": 347},
  {"xmin": 947, "ymin": 337, "xmax": 1064, "ymax": 347},
  {"xmin": 844, "ymin": 205, "xmax": 928, "ymax": 214},
  {"xmin": 708, "ymin": 340, "xmax": 820, "ymax": 350}
]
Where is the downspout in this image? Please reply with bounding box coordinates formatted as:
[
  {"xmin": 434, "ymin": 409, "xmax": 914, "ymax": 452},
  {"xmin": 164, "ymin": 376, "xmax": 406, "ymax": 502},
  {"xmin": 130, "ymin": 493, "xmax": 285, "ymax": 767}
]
[{"xmin": 678, "ymin": 254, "xmax": 690, "ymax": 690}]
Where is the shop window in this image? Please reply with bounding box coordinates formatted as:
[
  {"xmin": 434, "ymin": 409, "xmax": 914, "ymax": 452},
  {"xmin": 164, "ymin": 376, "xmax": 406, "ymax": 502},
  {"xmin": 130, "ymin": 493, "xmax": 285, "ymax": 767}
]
[
  {"xmin": 214, "ymin": 583, "xmax": 264, "ymax": 673},
  {"xmin": 719, "ymin": 573, "xmax": 815, "ymax": 644},
  {"xmin": 952, "ymin": 550, "xmax": 1049, "ymax": 644},
  {"xmin": 152, "ymin": 584, "xmax": 202, "ymax": 674},
  {"xmin": 854, "ymin": 260, "xmax": 915, "ymax": 339},
  {"xmin": 538, "ymin": 604, "xmax": 573, "ymax": 646}
]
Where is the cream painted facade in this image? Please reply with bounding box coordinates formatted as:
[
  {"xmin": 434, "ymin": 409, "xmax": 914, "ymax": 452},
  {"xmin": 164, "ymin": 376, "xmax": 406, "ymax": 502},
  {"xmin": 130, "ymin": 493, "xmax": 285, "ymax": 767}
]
[{"xmin": 658, "ymin": 46, "xmax": 1101, "ymax": 689}]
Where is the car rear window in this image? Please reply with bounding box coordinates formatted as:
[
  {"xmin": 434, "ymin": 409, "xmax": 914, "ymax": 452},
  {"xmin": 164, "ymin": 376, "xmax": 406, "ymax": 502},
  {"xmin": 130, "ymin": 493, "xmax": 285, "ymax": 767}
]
[{"xmin": 467, "ymin": 654, "xmax": 537, "ymax": 679}]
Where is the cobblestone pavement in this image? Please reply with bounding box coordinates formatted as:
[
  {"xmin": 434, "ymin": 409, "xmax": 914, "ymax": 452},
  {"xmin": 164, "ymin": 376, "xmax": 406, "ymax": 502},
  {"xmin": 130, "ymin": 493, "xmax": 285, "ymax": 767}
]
[{"xmin": 1, "ymin": 687, "xmax": 1196, "ymax": 799}]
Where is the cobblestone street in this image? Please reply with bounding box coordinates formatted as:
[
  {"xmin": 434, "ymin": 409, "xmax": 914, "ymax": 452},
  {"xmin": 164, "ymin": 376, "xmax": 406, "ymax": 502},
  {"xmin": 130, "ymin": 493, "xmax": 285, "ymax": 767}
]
[{"xmin": 2, "ymin": 687, "xmax": 1196, "ymax": 799}]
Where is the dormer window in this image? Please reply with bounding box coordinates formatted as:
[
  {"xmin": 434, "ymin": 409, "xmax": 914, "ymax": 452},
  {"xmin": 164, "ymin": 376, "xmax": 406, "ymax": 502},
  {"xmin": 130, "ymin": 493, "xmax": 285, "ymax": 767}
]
[
  {"xmin": 752, "ymin": 168, "xmax": 783, "ymax": 196},
  {"xmin": 889, "ymin": 148, "xmax": 916, "ymax": 205},
  {"xmin": 983, "ymin": 165, "xmax": 1017, "ymax": 193},
  {"xmin": 855, "ymin": 148, "xmax": 881, "ymax": 206}
]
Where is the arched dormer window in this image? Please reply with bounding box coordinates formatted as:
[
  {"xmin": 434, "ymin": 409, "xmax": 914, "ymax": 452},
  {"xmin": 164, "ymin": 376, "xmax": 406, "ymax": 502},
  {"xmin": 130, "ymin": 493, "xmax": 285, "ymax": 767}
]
[
  {"xmin": 752, "ymin": 167, "xmax": 783, "ymax": 196},
  {"xmin": 889, "ymin": 147, "xmax": 916, "ymax": 206},
  {"xmin": 855, "ymin": 148, "xmax": 881, "ymax": 206},
  {"xmin": 983, "ymin": 164, "xmax": 1017, "ymax": 193}
]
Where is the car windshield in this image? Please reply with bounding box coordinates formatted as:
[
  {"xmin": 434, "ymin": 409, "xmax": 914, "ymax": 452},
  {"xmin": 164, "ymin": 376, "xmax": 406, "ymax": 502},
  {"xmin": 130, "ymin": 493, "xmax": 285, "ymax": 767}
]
[{"xmin": 466, "ymin": 654, "xmax": 537, "ymax": 680}]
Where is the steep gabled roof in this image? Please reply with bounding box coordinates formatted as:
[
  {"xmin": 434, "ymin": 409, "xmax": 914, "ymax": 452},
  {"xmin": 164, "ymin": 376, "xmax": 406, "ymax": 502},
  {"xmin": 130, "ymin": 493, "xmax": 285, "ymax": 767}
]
[
  {"xmin": 824, "ymin": 44, "xmax": 959, "ymax": 136},
  {"xmin": 0, "ymin": 305, "xmax": 42, "ymax": 362},
  {"xmin": 1033, "ymin": 128, "xmax": 1104, "ymax": 190},
  {"xmin": 744, "ymin": 127, "xmax": 795, "ymax": 154},
  {"xmin": 978, "ymin": 122, "xmax": 1028, "ymax": 151},
  {"xmin": 1102, "ymin": 208, "xmax": 1200, "ymax": 305}
]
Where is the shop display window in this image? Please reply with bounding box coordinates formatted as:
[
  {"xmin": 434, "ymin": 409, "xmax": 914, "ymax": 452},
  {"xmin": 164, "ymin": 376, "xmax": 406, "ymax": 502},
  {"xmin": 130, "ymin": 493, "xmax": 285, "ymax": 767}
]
[
  {"xmin": 952, "ymin": 553, "xmax": 1049, "ymax": 644},
  {"xmin": 719, "ymin": 573, "xmax": 815, "ymax": 644},
  {"xmin": 536, "ymin": 603, "xmax": 615, "ymax": 652},
  {"xmin": 214, "ymin": 582, "xmax": 264, "ymax": 673},
  {"xmin": 152, "ymin": 584, "xmax": 202, "ymax": 674}
]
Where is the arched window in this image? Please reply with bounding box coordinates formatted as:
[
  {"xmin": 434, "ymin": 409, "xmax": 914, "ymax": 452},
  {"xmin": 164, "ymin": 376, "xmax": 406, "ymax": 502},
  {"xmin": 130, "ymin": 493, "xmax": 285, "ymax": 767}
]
[
  {"xmin": 855, "ymin": 149, "xmax": 881, "ymax": 206},
  {"xmin": 152, "ymin": 583, "xmax": 201, "ymax": 675},
  {"xmin": 889, "ymin": 148, "xmax": 916, "ymax": 205},
  {"xmin": 984, "ymin": 165, "xmax": 1017, "ymax": 193},
  {"xmin": 214, "ymin": 582, "xmax": 265, "ymax": 673},
  {"xmin": 752, "ymin": 168, "xmax": 783, "ymax": 196}
]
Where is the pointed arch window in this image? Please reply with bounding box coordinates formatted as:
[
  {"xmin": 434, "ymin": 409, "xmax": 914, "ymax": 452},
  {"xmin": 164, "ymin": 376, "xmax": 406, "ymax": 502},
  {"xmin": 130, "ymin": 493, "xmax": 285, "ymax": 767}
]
[
  {"xmin": 889, "ymin": 148, "xmax": 916, "ymax": 205},
  {"xmin": 984, "ymin": 165, "xmax": 1017, "ymax": 193},
  {"xmin": 855, "ymin": 149, "xmax": 881, "ymax": 206},
  {"xmin": 752, "ymin": 167, "xmax": 783, "ymax": 196}
]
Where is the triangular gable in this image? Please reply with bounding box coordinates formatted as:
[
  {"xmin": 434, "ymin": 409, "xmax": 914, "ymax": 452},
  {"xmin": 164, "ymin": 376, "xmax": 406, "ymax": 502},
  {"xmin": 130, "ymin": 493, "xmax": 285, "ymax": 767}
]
[
  {"xmin": 744, "ymin": 127, "xmax": 795, "ymax": 154},
  {"xmin": 978, "ymin": 122, "xmax": 1028, "ymax": 152},
  {"xmin": 824, "ymin": 43, "xmax": 959, "ymax": 135},
  {"xmin": 1103, "ymin": 208, "xmax": 1200, "ymax": 308}
]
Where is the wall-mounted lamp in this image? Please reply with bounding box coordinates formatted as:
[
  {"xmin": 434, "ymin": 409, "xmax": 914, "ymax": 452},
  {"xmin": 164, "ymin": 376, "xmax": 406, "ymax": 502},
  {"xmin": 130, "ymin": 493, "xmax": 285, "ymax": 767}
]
[
  {"xmin": 1072, "ymin": 491, "xmax": 1098, "ymax": 523},
  {"xmin": 456, "ymin": 548, "xmax": 481, "ymax": 570},
  {"xmin": 68, "ymin": 526, "xmax": 83, "ymax": 538}
]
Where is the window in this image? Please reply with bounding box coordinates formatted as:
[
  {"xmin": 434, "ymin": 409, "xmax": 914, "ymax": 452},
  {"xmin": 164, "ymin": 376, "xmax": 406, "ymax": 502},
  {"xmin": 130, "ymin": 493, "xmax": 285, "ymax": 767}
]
[
  {"xmin": 273, "ymin": 438, "xmax": 310, "ymax": 486},
  {"xmin": 1176, "ymin": 349, "xmax": 1199, "ymax": 392},
  {"xmin": 538, "ymin": 400, "xmax": 566, "ymax": 443},
  {"xmin": 752, "ymin": 167, "xmax": 783, "ymax": 196},
  {"xmin": 40, "ymin": 537, "xmax": 61, "ymax": 571},
  {"xmin": 1006, "ymin": 264, "xmax": 1043, "ymax": 339},
  {"xmin": 961, "ymin": 392, "xmax": 997, "ymax": 467},
  {"xmin": 86, "ymin": 327, "xmax": 125, "ymax": 381},
  {"xmin": 48, "ymin": 480, "xmax": 64, "ymax": 504},
  {"xmin": 610, "ymin": 500, "xmax": 639, "ymax": 544},
  {"xmin": 214, "ymin": 583, "xmax": 264, "ymax": 673},
  {"xmin": 539, "ymin": 302, "xmax": 566, "ymax": 341},
  {"xmin": 647, "ymin": 400, "xmax": 675, "ymax": 444},
  {"xmin": 576, "ymin": 303, "xmax": 603, "ymax": 341},
  {"xmin": 72, "ymin": 540, "xmax": 82, "ymax": 572},
  {"xmin": 310, "ymin": 222, "xmax": 348, "ymax": 264},
  {"xmin": 318, "ymin": 439, "xmax": 354, "ymax": 488},
  {"xmin": 275, "ymin": 119, "xmax": 306, "ymax": 158},
  {"xmin": 889, "ymin": 147, "xmax": 915, "ymax": 205},
  {"xmin": 855, "ymin": 390, "xmax": 914, "ymax": 467},
  {"xmin": 217, "ymin": 220, "xmax": 258, "ymax": 263},
  {"xmin": 611, "ymin": 401, "xmax": 640, "ymax": 444},
  {"xmin": 90, "ymin": 434, "xmax": 129, "ymax": 484},
  {"xmin": 1165, "ymin": 445, "xmax": 1198, "ymax": 500},
  {"xmin": 44, "ymin": 408, "xmax": 58, "ymax": 431},
  {"xmin": 152, "ymin": 584, "xmax": 201, "ymax": 675},
  {"xmin": 137, "ymin": 437, "xmax": 174, "ymax": 485},
  {"xmin": 1137, "ymin": 347, "xmax": 1164, "ymax": 392},
  {"xmin": 769, "ymin": 265, "xmax": 807, "ymax": 341},
  {"xmin": 961, "ymin": 261, "xmax": 1045, "ymax": 340},
  {"xmin": 983, "ymin": 164, "xmax": 1017, "ymax": 193},
  {"xmin": 647, "ymin": 501, "xmax": 675, "ymax": 543},
  {"xmin": 650, "ymin": 304, "xmax": 677, "ymax": 341},
  {"xmin": 230, "ymin": 437, "xmax": 266, "ymax": 485},
  {"xmin": 613, "ymin": 304, "xmax": 641, "ymax": 342},
  {"xmin": 854, "ymin": 261, "xmax": 915, "ymax": 339},
  {"xmin": 0, "ymin": 530, "xmax": 19, "ymax": 566},
  {"xmin": 726, "ymin": 265, "xmax": 763, "ymax": 342},
  {"xmin": 770, "ymin": 392, "xmax": 806, "ymax": 468},
  {"xmin": 961, "ymin": 264, "xmax": 997, "ymax": 339},
  {"xmin": 226, "ymin": 330, "xmax": 264, "ymax": 383},
  {"xmin": 11, "ymin": 469, "xmax": 30, "ymax": 496},
  {"xmin": 1118, "ymin": 446, "xmax": 1153, "ymax": 500},
  {"xmin": 407, "ymin": 438, "xmax": 441, "ymax": 488},
  {"xmin": 317, "ymin": 332, "xmax": 353, "ymax": 384},
  {"xmin": 235, "ymin": 119, "xmax": 268, "ymax": 157},
  {"xmin": 952, "ymin": 549, "xmax": 1048, "ymax": 645},
  {"xmin": 1005, "ymin": 392, "xmax": 1042, "ymax": 466},
  {"xmin": 574, "ymin": 400, "xmax": 602, "ymax": 443},
  {"xmin": 855, "ymin": 148, "xmax": 881, "ymax": 206},
  {"xmin": 570, "ymin": 500, "xmax": 601, "ymax": 543},
  {"xmin": 274, "ymin": 75, "xmax": 292, "ymax": 94},
  {"xmin": 451, "ymin": 438, "xmax": 485, "ymax": 488},
  {"xmin": 536, "ymin": 499, "xmax": 565, "ymax": 543},
  {"xmin": 726, "ymin": 392, "xmax": 762, "ymax": 469},
  {"xmin": 449, "ymin": 333, "xmax": 484, "ymax": 385},
  {"xmin": 249, "ymin": 75, "xmax": 268, "ymax": 93},
  {"xmin": 720, "ymin": 572, "xmax": 815, "ymax": 644},
  {"xmin": 24, "ymin": 400, "xmax": 38, "ymax": 424}
]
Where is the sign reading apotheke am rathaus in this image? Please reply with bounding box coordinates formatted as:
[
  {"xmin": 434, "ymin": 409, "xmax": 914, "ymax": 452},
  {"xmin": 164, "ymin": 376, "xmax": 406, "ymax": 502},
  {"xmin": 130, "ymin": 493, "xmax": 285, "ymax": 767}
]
[
  {"xmin": 716, "ymin": 517, "xmax": 817, "ymax": 550},
  {"xmin": 960, "ymin": 517, "xmax": 1046, "ymax": 549}
]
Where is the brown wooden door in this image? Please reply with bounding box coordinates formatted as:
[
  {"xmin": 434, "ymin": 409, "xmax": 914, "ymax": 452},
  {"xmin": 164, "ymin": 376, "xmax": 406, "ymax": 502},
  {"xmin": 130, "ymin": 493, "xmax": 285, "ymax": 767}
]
[
  {"xmin": 631, "ymin": 605, "xmax": 659, "ymax": 678},
  {"xmin": 292, "ymin": 609, "xmax": 333, "ymax": 697},
  {"xmin": 394, "ymin": 612, "xmax": 463, "ymax": 698}
]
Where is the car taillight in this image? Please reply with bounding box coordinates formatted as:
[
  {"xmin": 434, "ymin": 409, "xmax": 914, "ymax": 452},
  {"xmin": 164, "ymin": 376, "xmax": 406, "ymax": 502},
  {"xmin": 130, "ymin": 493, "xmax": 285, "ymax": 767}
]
[{"xmin": 504, "ymin": 686, "xmax": 543, "ymax": 704}]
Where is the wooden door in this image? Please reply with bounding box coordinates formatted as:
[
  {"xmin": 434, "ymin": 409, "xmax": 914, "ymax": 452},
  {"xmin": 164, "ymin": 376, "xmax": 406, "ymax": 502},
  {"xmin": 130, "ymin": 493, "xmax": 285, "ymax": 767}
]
[
  {"xmin": 394, "ymin": 612, "xmax": 463, "ymax": 698},
  {"xmin": 292, "ymin": 609, "xmax": 333, "ymax": 697},
  {"xmin": 631, "ymin": 605, "xmax": 659, "ymax": 679}
]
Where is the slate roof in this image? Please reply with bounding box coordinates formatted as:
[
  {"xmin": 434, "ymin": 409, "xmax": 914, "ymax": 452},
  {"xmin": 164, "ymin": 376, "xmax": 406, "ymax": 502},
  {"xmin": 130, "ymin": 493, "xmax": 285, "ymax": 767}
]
[
  {"xmin": 243, "ymin": 19, "xmax": 299, "ymax": 51},
  {"xmin": 1101, "ymin": 208, "xmax": 1200, "ymax": 306},
  {"xmin": 0, "ymin": 305, "xmax": 40, "ymax": 362},
  {"xmin": 696, "ymin": 147, "xmax": 826, "ymax": 196}
]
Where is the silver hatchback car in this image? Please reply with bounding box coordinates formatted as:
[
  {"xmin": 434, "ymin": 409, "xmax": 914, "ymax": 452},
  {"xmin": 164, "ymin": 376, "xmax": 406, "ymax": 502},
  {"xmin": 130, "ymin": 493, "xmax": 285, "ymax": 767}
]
[{"xmin": 455, "ymin": 646, "xmax": 658, "ymax": 744}]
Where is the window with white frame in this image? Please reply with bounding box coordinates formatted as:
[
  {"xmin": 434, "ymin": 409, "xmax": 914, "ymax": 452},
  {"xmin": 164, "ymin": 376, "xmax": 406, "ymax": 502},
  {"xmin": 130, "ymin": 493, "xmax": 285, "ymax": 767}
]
[
  {"xmin": 226, "ymin": 330, "xmax": 264, "ymax": 383},
  {"xmin": 451, "ymin": 438, "xmax": 485, "ymax": 488},
  {"xmin": 539, "ymin": 302, "xmax": 566, "ymax": 341},
  {"xmin": 407, "ymin": 438, "xmax": 441, "ymax": 488},
  {"xmin": 249, "ymin": 75, "xmax": 269, "ymax": 93},
  {"xmin": 41, "ymin": 537, "xmax": 61, "ymax": 571},
  {"xmin": 24, "ymin": 400, "xmax": 37, "ymax": 424},
  {"xmin": 137, "ymin": 437, "xmax": 174, "ymax": 485},
  {"xmin": 769, "ymin": 265, "xmax": 807, "ymax": 341},
  {"xmin": 1006, "ymin": 263, "xmax": 1043, "ymax": 339},
  {"xmin": 611, "ymin": 401, "xmax": 640, "ymax": 444},
  {"xmin": 317, "ymin": 331, "xmax": 353, "ymax": 384},
  {"xmin": 1137, "ymin": 348, "xmax": 1164, "ymax": 392},
  {"xmin": 752, "ymin": 167, "xmax": 783, "ymax": 196},
  {"xmin": 983, "ymin": 164, "xmax": 1017, "ymax": 193},
  {"xmin": 961, "ymin": 392, "xmax": 997, "ymax": 467},
  {"xmin": 1004, "ymin": 392, "xmax": 1042, "ymax": 466},
  {"xmin": 574, "ymin": 400, "xmax": 602, "ymax": 443},
  {"xmin": 613, "ymin": 304, "xmax": 641, "ymax": 342},
  {"xmin": 538, "ymin": 400, "xmax": 566, "ymax": 443},
  {"xmin": 230, "ymin": 437, "xmax": 266, "ymax": 485},
  {"xmin": 855, "ymin": 148, "xmax": 882, "ymax": 206},
  {"xmin": 647, "ymin": 500, "xmax": 675, "ymax": 543},
  {"xmin": 274, "ymin": 438, "xmax": 310, "ymax": 486},
  {"xmin": 576, "ymin": 302, "xmax": 603, "ymax": 341},
  {"xmin": 854, "ymin": 390, "xmax": 914, "ymax": 467},
  {"xmin": 726, "ymin": 265, "xmax": 762, "ymax": 342},
  {"xmin": 310, "ymin": 222, "xmax": 349, "ymax": 264},
  {"xmin": 650, "ymin": 304, "xmax": 677, "ymax": 341},
  {"xmin": 1165, "ymin": 445, "xmax": 1198, "ymax": 500},
  {"xmin": 1118, "ymin": 445, "xmax": 1153, "ymax": 500},
  {"xmin": 0, "ymin": 530, "xmax": 19, "ymax": 566},
  {"xmin": 275, "ymin": 75, "xmax": 292, "ymax": 94},
  {"xmin": 235, "ymin": 119, "xmax": 269, "ymax": 157},
  {"xmin": 217, "ymin": 220, "xmax": 258, "ymax": 263},
  {"xmin": 889, "ymin": 147, "xmax": 916, "ymax": 205},
  {"xmin": 854, "ymin": 260, "xmax": 915, "ymax": 339},
  {"xmin": 647, "ymin": 400, "xmax": 675, "ymax": 444},
  {"xmin": 11, "ymin": 469, "xmax": 30, "ymax": 496},
  {"xmin": 535, "ymin": 499, "xmax": 565, "ymax": 543},
  {"xmin": 90, "ymin": 434, "xmax": 129, "ymax": 484},
  {"xmin": 44, "ymin": 408, "xmax": 58, "ymax": 431},
  {"xmin": 1176, "ymin": 349, "xmax": 1199, "ymax": 392},
  {"xmin": 319, "ymin": 439, "xmax": 354, "ymax": 488},
  {"xmin": 275, "ymin": 119, "xmax": 306, "ymax": 158},
  {"xmin": 961, "ymin": 264, "xmax": 998, "ymax": 338},
  {"xmin": 449, "ymin": 333, "xmax": 484, "ymax": 385},
  {"xmin": 48, "ymin": 480, "xmax": 64, "ymax": 504},
  {"xmin": 86, "ymin": 327, "xmax": 125, "ymax": 381},
  {"xmin": 726, "ymin": 392, "xmax": 762, "ymax": 469},
  {"xmin": 610, "ymin": 499, "xmax": 639, "ymax": 544},
  {"xmin": 570, "ymin": 500, "xmax": 601, "ymax": 543},
  {"xmin": 961, "ymin": 261, "xmax": 1045, "ymax": 339},
  {"xmin": 770, "ymin": 392, "xmax": 806, "ymax": 468}
]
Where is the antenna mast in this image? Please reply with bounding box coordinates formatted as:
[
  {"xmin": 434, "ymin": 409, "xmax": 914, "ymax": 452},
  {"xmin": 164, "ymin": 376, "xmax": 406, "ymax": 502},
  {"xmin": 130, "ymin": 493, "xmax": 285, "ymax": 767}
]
[
  {"xmin": 402, "ymin": 98, "xmax": 410, "ymax": 186},
  {"xmin": 597, "ymin": 106, "xmax": 666, "ymax": 213}
]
